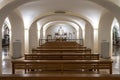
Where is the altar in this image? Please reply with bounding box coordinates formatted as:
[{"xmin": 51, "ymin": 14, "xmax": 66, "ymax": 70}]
[{"xmin": 55, "ymin": 27, "xmax": 67, "ymax": 41}]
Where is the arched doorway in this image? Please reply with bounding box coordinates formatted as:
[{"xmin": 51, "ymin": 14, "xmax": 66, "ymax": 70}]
[
  {"xmin": 2, "ymin": 24, "xmax": 9, "ymax": 47},
  {"xmin": 2, "ymin": 23, "xmax": 10, "ymax": 60},
  {"xmin": 1, "ymin": 17, "xmax": 12, "ymax": 74},
  {"xmin": 113, "ymin": 26, "xmax": 120, "ymax": 46},
  {"xmin": 112, "ymin": 18, "xmax": 120, "ymax": 56}
]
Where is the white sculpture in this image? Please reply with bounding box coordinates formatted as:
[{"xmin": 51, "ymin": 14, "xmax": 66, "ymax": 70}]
[{"xmin": 58, "ymin": 26, "xmax": 64, "ymax": 36}]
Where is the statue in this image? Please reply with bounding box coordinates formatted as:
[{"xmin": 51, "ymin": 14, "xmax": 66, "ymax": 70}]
[
  {"xmin": 58, "ymin": 26, "xmax": 64, "ymax": 36},
  {"xmin": 55, "ymin": 26, "xmax": 67, "ymax": 41}
]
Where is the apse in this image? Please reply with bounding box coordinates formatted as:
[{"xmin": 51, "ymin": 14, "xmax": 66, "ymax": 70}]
[{"xmin": 46, "ymin": 24, "xmax": 76, "ymax": 40}]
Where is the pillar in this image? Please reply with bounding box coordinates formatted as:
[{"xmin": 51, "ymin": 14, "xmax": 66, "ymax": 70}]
[
  {"xmin": 93, "ymin": 29, "xmax": 98, "ymax": 53},
  {"xmin": 24, "ymin": 29, "xmax": 29, "ymax": 53}
]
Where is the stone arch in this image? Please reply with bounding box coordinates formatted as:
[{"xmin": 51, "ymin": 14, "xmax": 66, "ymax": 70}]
[
  {"xmin": 85, "ymin": 22, "xmax": 94, "ymax": 52},
  {"xmin": 31, "ymin": 13, "xmax": 93, "ymax": 30},
  {"xmin": 98, "ymin": 12, "xmax": 114, "ymax": 58},
  {"xmin": 8, "ymin": 11, "xmax": 25, "ymax": 58},
  {"xmin": 29, "ymin": 22, "xmax": 37, "ymax": 53},
  {"xmin": 42, "ymin": 21, "xmax": 81, "ymax": 40},
  {"xmin": 111, "ymin": 18, "xmax": 120, "ymax": 56},
  {"xmin": 2, "ymin": 17, "xmax": 12, "ymax": 57}
]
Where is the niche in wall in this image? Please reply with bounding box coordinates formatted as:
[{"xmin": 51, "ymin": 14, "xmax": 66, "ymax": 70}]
[{"xmin": 46, "ymin": 24, "xmax": 76, "ymax": 40}]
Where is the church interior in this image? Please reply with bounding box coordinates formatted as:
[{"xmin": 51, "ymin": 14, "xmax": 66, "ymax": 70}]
[{"xmin": 1, "ymin": 0, "xmax": 120, "ymax": 80}]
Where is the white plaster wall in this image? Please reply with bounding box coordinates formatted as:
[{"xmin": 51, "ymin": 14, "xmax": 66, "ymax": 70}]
[
  {"xmin": 29, "ymin": 23, "xmax": 37, "ymax": 53},
  {"xmin": 98, "ymin": 12, "xmax": 114, "ymax": 57},
  {"xmin": 9, "ymin": 12, "xmax": 24, "ymax": 57},
  {"xmin": 79, "ymin": 28, "xmax": 83, "ymax": 39},
  {"xmin": 85, "ymin": 23, "xmax": 93, "ymax": 51},
  {"xmin": 46, "ymin": 24, "xmax": 77, "ymax": 39},
  {"xmin": 40, "ymin": 29, "xmax": 43, "ymax": 39}
]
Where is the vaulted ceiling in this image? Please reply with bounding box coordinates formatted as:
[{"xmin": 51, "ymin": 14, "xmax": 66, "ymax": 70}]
[
  {"xmin": 15, "ymin": 0, "xmax": 108, "ymax": 29},
  {"xmin": 0, "ymin": 0, "xmax": 120, "ymax": 29}
]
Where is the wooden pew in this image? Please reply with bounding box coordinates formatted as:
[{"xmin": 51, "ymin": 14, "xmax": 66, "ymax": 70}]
[
  {"xmin": 32, "ymin": 48, "xmax": 91, "ymax": 53},
  {"xmin": 41, "ymin": 41, "xmax": 81, "ymax": 47},
  {"xmin": 38, "ymin": 41, "xmax": 87, "ymax": 50},
  {"xmin": 1, "ymin": 74, "xmax": 120, "ymax": 80},
  {"xmin": 12, "ymin": 60, "xmax": 113, "ymax": 74},
  {"xmin": 37, "ymin": 46, "xmax": 87, "ymax": 49},
  {"xmin": 34, "ymin": 41, "xmax": 91, "ymax": 53},
  {"xmin": 24, "ymin": 53, "xmax": 99, "ymax": 60}
]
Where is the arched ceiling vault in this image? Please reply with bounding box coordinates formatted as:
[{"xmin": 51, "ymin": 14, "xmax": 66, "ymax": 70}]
[
  {"xmin": 42, "ymin": 20, "xmax": 81, "ymax": 32},
  {"xmin": 0, "ymin": 0, "xmax": 14, "ymax": 9},
  {"xmin": 42, "ymin": 20, "xmax": 81, "ymax": 39},
  {"xmin": 0, "ymin": 0, "xmax": 120, "ymax": 29},
  {"xmin": 35, "ymin": 14, "xmax": 86, "ymax": 31},
  {"xmin": 15, "ymin": 0, "xmax": 107, "ymax": 29},
  {"xmin": 89, "ymin": 0, "xmax": 120, "ymax": 21}
]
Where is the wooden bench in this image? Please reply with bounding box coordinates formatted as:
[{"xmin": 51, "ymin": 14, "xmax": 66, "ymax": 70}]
[
  {"xmin": 32, "ymin": 48, "xmax": 91, "ymax": 53},
  {"xmin": 1, "ymin": 74, "xmax": 120, "ymax": 80},
  {"xmin": 12, "ymin": 60, "xmax": 113, "ymax": 74},
  {"xmin": 38, "ymin": 41, "xmax": 86, "ymax": 50},
  {"xmin": 24, "ymin": 53, "xmax": 99, "ymax": 60},
  {"xmin": 41, "ymin": 41, "xmax": 81, "ymax": 46},
  {"xmin": 37, "ymin": 46, "xmax": 87, "ymax": 49},
  {"xmin": 34, "ymin": 41, "xmax": 91, "ymax": 53}
]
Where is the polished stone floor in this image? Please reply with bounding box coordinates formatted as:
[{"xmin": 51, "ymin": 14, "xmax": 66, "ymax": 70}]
[{"xmin": 1, "ymin": 46, "xmax": 120, "ymax": 74}]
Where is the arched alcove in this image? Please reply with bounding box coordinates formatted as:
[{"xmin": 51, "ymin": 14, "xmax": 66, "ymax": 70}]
[
  {"xmin": 2, "ymin": 17, "xmax": 11, "ymax": 59},
  {"xmin": 46, "ymin": 24, "xmax": 76, "ymax": 40},
  {"xmin": 111, "ymin": 18, "xmax": 120, "ymax": 56}
]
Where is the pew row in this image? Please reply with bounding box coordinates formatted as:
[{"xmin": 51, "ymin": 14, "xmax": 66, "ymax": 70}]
[
  {"xmin": 37, "ymin": 46, "xmax": 87, "ymax": 49},
  {"xmin": 32, "ymin": 48, "xmax": 91, "ymax": 53},
  {"xmin": 24, "ymin": 53, "xmax": 99, "ymax": 60},
  {"xmin": 40, "ymin": 41, "xmax": 82, "ymax": 47},
  {"xmin": 1, "ymin": 74, "xmax": 120, "ymax": 80},
  {"xmin": 12, "ymin": 60, "xmax": 113, "ymax": 74}
]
